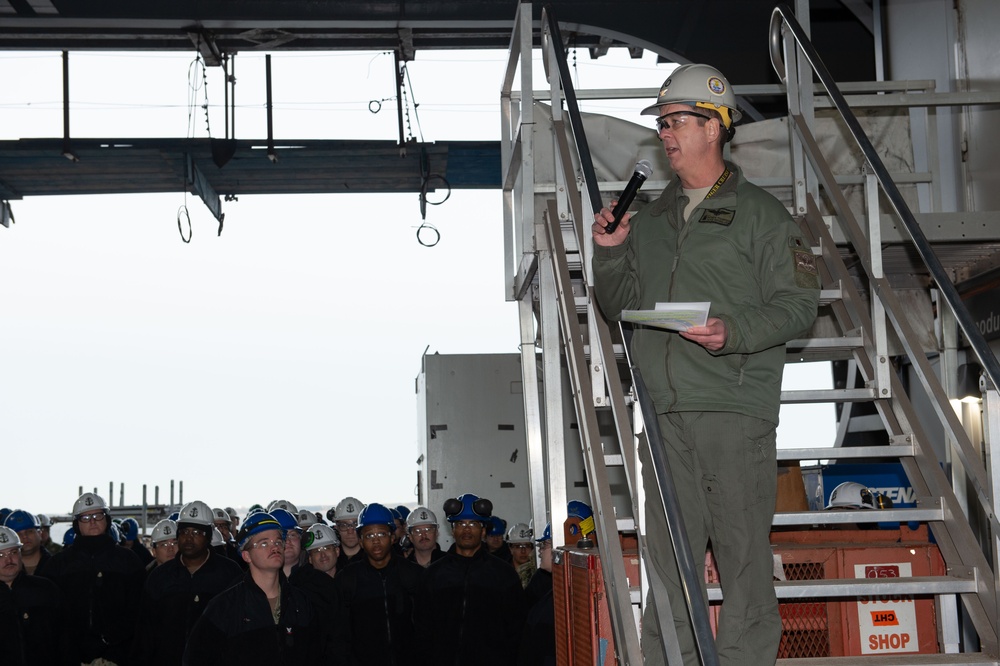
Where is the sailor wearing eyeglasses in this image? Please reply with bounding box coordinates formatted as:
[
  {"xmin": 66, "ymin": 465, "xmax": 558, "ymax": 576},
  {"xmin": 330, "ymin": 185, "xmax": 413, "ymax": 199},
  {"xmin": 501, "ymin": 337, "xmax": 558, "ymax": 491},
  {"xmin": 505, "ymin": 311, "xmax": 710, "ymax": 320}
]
[
  {"xmin": 286, "ymin": 523, "xmax": 340, "ymax": 630},
  {"xmin": 505, "ymin": 522, "xmax": 535, "ymax": 589},
  {"xmin": 415, "ymin": 493, "xmax": 525, "ymax": 666},
  {"xmin": 0, "ymin": 524, "xmax": 72, "ymax": 666},
  {"xmin": 147, "ymin": 519, "xmax": 179, "ymax": 571},
  {"xmin": 35, "ymin": 492, "xmax": 144, "ymax": 666},
  {"xmin": 404, "ymin": 505, "xmax": 445, "ymax": 568},
  {"xmin": 331, "ymin": 496, "xmax": 367, "ymax": 572},
  {"xmin": 332, "ymin": 503, "xmax": 424, "ymax": 666},
  {"xmin": 183, "ymin": 511, "xmax": 331, "ymax": 665}
]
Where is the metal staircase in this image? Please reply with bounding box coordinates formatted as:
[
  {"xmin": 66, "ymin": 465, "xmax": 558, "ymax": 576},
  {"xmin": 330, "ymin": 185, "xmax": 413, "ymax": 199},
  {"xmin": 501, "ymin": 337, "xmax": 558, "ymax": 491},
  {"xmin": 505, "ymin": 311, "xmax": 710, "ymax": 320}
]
[{"xmin": 503, "ymin": 2, "xmax": 1000, "ymax": 665}]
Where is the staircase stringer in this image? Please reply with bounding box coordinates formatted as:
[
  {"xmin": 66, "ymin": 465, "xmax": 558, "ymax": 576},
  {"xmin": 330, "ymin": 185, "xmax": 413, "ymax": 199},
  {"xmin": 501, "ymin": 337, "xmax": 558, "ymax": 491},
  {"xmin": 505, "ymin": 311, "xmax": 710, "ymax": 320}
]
[{"xmin": 802, "ymin": 197, "xmax": 999, "ymax": 652}]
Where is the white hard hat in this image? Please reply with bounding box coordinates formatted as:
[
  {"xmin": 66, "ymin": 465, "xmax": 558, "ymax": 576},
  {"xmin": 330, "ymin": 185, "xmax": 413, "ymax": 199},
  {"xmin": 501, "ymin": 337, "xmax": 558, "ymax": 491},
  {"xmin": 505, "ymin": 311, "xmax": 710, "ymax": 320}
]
[
  {"xmin": 334, "ymin": 497, "xmax": 364, "ymax": 521},
  {"xmin": 36, "ymin": 513, "xmax": 52, "ymax": 528},
  {"xmin": 826, "ymin": 482, "xmax": 875, "ymax": 510},
  {"xmin": 211, "ymin": 527, "xmax": 225, "ymax": 548},
  {"xmin": 406, "ymin": 506, "xmax": 438, "ymax": 529},
  {"xmin": 177, "ymin": 500, "xmax": 214, "ymax": 527},
  {"xmin": 0, "ymin": 525, "xmax": 21, "ymax": 551},
  {"xmin": 72, "ymin": 492, "xmax": 108, "ymax": 517},
  {"xmin": 304, "ymin": 522, "xmax": 340, "ymax": 549},
  {"xmin": 506, "ymin": 522, "xmax": 534, "ymax": 544},
  {"xmin": 296, "ymin": 510, "xmax": 318, "ymax": 529},
  {"xmin": 212, "ymin": 508, "xmax": 231, "ymax": 524},
  {"xmin": 267, "ymin": 499, "xmax": 299, "ymax": 515},
  {"xmin": 150, "ymin": 519, "xmax": 178, "ymax": 544},
  {"xmin": 640, "ymin": 63, "xmax": 742, "ymax": 128}
]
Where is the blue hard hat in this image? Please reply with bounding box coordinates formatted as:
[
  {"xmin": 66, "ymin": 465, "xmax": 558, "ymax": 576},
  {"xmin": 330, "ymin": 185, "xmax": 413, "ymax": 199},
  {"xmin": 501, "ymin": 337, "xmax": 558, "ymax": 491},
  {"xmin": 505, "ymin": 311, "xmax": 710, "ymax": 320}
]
[
  {"xmin": 269, "ymin": 508, "xmax": 301, "ymax": 534},
  {"xmin": 0, "ymin": 509, "xmax": 10, "ymax": 525},
  {"xmin": 63, "ymin": 526, "xmax": 76, "ymax": 546},
  {"xmin": 536, "ymin": 523, "xmax": 552, "ymax": 543},
  {"xmin": 236, "ymin": 512, "xmax": 283, "ymax": 551},
  {"xmin": 121, "ymin": 518, "xmax": 140, "ymax": 541},
  {"xmin": 358, "ymin": 503, "xmax": 397, "ymax": 532},
  {"xmin": 167, "ymin": 512, "xmax": 180, "ymax": 521},
  {"xmin": 442, "ymin": 493, "xmax": 493, "ymax": 523},
  {"xmin": 395, "ymin": 505, "xmax": 411, "ymax": 521},
  {"xmin": 567, "ymin": 500, "xmax": 593, "ymax": 520},
  {"xmin": 3, "ymin": 510, "xmax": 40, "ymax": 533},
  {"xmin": 486, "ymin": 516, "xmax": 507, "ymax": 537}
]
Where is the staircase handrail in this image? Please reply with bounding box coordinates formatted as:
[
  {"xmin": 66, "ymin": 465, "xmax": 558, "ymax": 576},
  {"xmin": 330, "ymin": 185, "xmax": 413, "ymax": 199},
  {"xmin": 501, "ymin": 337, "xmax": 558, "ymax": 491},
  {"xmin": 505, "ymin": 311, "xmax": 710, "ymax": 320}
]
[{"xmin": 768, "ymin": 2, "xmax": 1000, "ymax": 395}]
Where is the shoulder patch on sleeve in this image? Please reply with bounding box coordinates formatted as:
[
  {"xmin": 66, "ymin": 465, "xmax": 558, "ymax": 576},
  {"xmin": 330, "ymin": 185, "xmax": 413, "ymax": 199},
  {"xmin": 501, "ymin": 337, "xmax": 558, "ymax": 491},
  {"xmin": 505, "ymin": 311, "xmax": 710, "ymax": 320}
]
[{"xmin": 790, "ymin": 238, "xmax": 819, "ymax": 289}]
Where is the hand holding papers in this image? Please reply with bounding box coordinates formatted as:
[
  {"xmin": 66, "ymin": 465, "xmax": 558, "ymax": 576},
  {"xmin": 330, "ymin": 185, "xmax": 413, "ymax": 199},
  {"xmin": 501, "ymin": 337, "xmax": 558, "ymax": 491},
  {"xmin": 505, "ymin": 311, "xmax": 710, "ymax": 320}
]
[{"xmin": 621, "ymin": 302, "xmax": 710, "ymax": 332}]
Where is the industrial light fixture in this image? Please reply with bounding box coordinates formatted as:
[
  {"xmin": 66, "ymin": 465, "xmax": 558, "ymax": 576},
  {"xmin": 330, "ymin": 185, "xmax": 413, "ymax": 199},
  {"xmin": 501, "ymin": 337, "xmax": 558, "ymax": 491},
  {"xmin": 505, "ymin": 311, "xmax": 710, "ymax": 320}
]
[{"xmin": 957, "ymin": 362, "xmax": 983, "ymax": 403}]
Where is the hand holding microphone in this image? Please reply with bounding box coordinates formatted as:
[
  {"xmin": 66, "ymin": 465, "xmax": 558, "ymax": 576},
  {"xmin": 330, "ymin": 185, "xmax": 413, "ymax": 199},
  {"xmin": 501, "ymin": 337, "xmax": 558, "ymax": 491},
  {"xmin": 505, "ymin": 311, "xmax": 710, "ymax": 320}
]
[{"xmin": 603, "ymin": 159, "xmax": 653, "ymax": 235}]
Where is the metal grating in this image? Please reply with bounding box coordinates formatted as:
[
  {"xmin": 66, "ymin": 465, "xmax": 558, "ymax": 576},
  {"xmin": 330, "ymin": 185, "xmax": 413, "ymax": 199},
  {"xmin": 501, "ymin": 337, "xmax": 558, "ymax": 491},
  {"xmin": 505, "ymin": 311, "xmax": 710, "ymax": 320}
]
[
  {"xmin": 778, "ymin": 561, "xmax": 832, "ymax": 659},
  {"xmin": 553, "ymin": 556, "xmax": 571, "ymax": 666},
  {"xmin": 570, "ymin": 562, "xmax": 595, "ymax": 665}
]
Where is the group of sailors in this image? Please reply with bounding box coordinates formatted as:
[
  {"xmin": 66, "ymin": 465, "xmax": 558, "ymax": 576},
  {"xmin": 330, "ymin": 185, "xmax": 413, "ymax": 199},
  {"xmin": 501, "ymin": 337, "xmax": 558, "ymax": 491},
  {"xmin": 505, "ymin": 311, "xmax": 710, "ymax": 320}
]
[{"xmin": 1, "ymin": 491, "xmax": 565, "ymax": 665}]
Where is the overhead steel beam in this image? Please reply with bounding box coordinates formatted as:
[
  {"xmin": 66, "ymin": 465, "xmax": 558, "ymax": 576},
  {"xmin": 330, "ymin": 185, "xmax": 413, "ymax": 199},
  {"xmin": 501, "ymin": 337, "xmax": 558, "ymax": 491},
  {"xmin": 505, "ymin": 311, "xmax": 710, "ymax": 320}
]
[
  {"xmin": 0, "ymin": 176, "xmax": 20, "ymax": 200},
  {"xmin": 0, "ymin": 1, "xmax": 878, "ymax": 89}
]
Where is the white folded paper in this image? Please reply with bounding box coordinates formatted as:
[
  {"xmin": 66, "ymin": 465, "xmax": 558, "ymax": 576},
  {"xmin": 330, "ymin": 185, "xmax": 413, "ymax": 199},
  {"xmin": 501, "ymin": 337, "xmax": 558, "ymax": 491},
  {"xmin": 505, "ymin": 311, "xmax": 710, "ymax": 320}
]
[{"xmin": 621, "ymin": 302, "xmax": 710, "ymax": 332}]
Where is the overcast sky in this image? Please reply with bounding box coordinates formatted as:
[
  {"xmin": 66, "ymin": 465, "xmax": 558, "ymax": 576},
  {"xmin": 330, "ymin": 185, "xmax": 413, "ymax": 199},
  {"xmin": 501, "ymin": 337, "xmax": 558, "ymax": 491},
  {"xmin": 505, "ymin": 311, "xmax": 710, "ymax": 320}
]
[{"xmin": 0, "ymin": 48, "xmax": 833, "ymax": 519}]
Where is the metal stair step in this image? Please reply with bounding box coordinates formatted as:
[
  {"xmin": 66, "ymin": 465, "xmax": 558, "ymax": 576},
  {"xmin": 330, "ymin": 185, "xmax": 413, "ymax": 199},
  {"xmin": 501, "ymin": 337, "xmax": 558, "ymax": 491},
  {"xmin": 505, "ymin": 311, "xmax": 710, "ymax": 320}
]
[
  {"xmin": 786, "ymin": 335, "xmax": 863, "ymax": 361},
  {"xmin": 772, "ymin": 501, "xmax": 943, "ymax": 526},
  {"xmin": 616, "ymin": 517, "xmax": 636, "ymax": 532},
  {"xmin": 781, "ymin": 387, "xmax": 877, "ymax": 404},
  {"xmin": 777, "ymin": 443, "xmax": 915, "ymax": 461},
  {"xmin": 706, "ymin": 571, "xmax": 978, "ymax": 601},
  {"xmin": 818, "ymin": 288, "xmax": 843, "ymax": 305},
  {"xmin": 582, "ymin": 343, "xmax": 626, "ymax": 361},
  {"xmin": 777, "ymin": 653, "xmax": 999, "ymax": 665},
  {"xmin": 575, "ymin": 290, "xmax": 842, "ymax": 312}
]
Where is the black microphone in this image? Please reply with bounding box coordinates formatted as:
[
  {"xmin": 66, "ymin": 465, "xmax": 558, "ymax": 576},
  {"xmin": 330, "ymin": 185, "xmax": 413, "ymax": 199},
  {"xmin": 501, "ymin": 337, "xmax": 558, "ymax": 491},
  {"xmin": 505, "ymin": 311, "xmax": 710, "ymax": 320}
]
[{"xmin": 605, "ymin": 159, "xmax": 653, "ymax": 234}]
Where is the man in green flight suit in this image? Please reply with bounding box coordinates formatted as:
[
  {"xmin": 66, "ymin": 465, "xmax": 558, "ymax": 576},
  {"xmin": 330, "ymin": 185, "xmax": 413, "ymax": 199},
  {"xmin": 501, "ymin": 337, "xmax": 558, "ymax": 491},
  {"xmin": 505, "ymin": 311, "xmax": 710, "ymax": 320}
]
[{"xmin": 592, "ymin": 63, "xmax": 820, "ymax": 666}]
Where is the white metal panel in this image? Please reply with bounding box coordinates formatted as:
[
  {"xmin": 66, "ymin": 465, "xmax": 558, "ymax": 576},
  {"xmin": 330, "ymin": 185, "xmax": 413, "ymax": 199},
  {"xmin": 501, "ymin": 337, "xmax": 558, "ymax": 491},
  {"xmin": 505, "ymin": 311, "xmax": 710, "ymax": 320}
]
[
  {"xmin": 957, "ymin": 0, "xmax": 1000, "ymax": 213},
  {"xmin": 417, "ymin": 352, "xmax": 532, "ymax": 548},
  {"xmin": 885, "ymin": 0, "xmax": 964, "ymax": 213}
]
